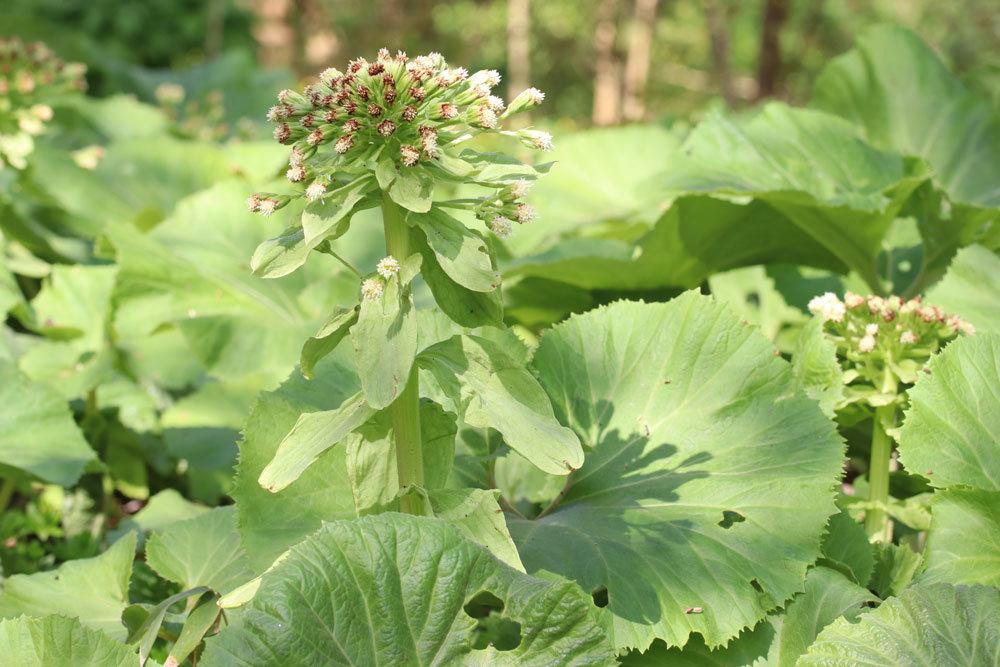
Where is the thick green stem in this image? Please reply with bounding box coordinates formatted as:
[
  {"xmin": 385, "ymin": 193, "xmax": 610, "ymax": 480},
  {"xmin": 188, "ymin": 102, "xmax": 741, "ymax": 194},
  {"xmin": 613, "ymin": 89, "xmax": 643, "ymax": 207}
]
[
  {"xmin": 865, "ymin": 404, "xmax": 895, "ymax": 542},
  {"xmin": 381, "ymin": 196, "xmax": 424, "ymax": 514}
]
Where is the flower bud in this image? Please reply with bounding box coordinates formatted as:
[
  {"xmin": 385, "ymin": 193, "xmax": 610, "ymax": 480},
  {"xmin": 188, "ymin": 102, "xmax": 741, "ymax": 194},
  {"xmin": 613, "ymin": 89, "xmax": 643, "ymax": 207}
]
[
  {"xmin": 376, "ymin": 255, "xmax": 401, "ymax": 278},
  {"xmin": 517, "ymin": 129, "xmax": 554, "ymax": 151},
  {"xmin": 400, "ymin": 145, "xmax": 420, "ymax": 166},
  {"xmin": 361, "ymin": 278, "xmax": 384, "ymax": 300},
  {"xmin": 808, "ymin": 293, "xmax": 846, "ymax": 323},
  {"xmin": 489, "ymin": 215, "xmax": 513, "ymax": 239},
  {"xmin": 30, "ymin": 104, "xmax": 53, "ymax": 121},
  {"xmin": 305, "ymin": 181, "xmax": 327, "ymax": 201},
  {"xmin": 334, "ymin": 134, "xmax": 355, "ymax": 154},
  {"xmin": 514, "ymin": 202, "xmax": 536, "ymax": 224},
  {"xmin": 505, "ymin": 87, "xmax": 545, "ymax": 116},
  {"xmin": 510, "ymin": 179, "xmax": 533, "ymax": 199},
  {"xmin": 377, "ymin": 119, "xmax": 397, "ymax": 136},
  {"xmin": 320, "ymin": 68, "xmax": 343, "ymax": 86}
]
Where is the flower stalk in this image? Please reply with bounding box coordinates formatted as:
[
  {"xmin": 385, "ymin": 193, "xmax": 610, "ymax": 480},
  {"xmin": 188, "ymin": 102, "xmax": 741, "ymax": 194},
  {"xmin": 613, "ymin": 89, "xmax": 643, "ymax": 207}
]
[
  {"xmin": 381, "ymin": 196, "xmax": 424, "ymax": 514},
  {"xmin": 865, "ymin": 403, "xmax": 895, "ymax": 542}
]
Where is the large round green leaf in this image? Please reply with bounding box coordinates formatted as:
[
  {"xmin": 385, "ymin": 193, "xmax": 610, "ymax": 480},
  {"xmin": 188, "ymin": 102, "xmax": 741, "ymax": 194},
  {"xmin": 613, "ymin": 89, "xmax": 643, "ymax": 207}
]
[
  {"xmin": 509, "ymin": 293, "xmax": 844, "ymax": 651},
  {"xmin": 510, "ymin": 125, "xmax": 678, "ymax": 257},
  {"xmin": 0, "ymin": 615, "xmax": 147, "ymax": 667},
  {"xmin": 799, "ymin": 583, "xmax": 1000, "ymax": 666},
  {"xmin": 202, "ymin": 514, "xmax": 613, "ymax": 665},
  {"xmin": 898, "ymin": 333, "xmax": 1000, "ymax": 490},
  {"xmin": 654, "ymin": 104, "xmax": 924, "ymax": 288},
  {"xmin": 0, "ymin": 533, "xmax": 136, "ymax": 641},
  {"xmin": 927, "ymin": 245, "xmax": 1000, "ymax": 335},
  {"xmin": 624, "ymin": 566, "xmax": 876, "ymax": 666},
  {"xmin": 813, "ymin": 24, "xmax": 1000, "ymax": 209},
  {"xmin": 920, "ymin": 488, "xmax": 1000, "ymax": 589},
  {"xmin": 145, "ymin": 506, "xmax": 253, "ymax": 594},
  {"xmin": 0, "ymin": 361, "xmax": 96, "ymax": 486}
]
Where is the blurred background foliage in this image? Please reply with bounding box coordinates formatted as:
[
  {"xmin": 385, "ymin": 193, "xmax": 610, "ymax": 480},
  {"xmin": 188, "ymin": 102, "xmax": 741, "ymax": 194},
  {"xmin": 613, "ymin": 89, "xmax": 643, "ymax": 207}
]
[{"xmin": 5, "ymin": 0, "xmax": 998, "ymax": 131}]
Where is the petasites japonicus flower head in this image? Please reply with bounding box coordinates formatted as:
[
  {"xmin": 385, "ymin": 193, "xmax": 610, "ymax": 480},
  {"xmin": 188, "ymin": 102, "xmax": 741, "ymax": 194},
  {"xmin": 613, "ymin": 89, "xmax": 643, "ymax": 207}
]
[
  {"xmin": 247, "ymin": 48, "xmax": 552, "ymax": 240},
  {"xmin": 809, "ymin": 291, "xmax": 974, "ymax": 406},
  {"xmin": 0, "ymin": 37, "xmax": 86, "ymax": 169}
]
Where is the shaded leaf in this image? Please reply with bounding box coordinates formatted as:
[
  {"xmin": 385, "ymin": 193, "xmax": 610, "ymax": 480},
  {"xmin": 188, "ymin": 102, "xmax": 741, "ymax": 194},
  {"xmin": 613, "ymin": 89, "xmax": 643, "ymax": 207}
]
[
  {"xmin": 231, "ymin": 356, "xmax": 359, "ymax": 572},
  {"xmin": 299, "ymin": 305, "xmax": 358, "ymax": 379},
  {"xmin": 351, "ymin": 255, "xmax": 421, "ymax": 409},
  {"xmin": 926, "ymin": 244, "xmax": 1000, "ymax": 334},
  {"xmin": 411, "ymin": 207, "xmax": 500, "ymax": 292},
  {"xmin": 870, "ymin": 543, "xmax": 922, "ymax": 599},
  {"xmin": 820, "ymin": 511, "xmax": 874, "ymax": 587},
  {"xmin": 258, "ymin": 391, "xmax": 374, "ymax": 493}
]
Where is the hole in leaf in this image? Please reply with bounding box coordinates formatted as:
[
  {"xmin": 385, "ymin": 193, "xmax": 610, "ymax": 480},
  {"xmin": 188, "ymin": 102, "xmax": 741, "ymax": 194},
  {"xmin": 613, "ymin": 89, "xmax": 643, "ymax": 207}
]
[
  {"xmin": 750, "ymin": 579, "xmax": 764, "ymax": 593},
  {"xmin": 591, "ymin": 586, "xmax": 609, "ymax": 608},
  {"xmin": 464, "ymin": 591, "xmax": 522, "ymax": 652},
  {"xmin": 464, "ymin": 591, "xmax": 504, "ymax": 619},
  {"xmin": 746, "ymin": 291, "xmax": 761, "ymax": 307},
  {"xmin": 718, "ymin": 510, "xmax": 746, "ymax": 529}
]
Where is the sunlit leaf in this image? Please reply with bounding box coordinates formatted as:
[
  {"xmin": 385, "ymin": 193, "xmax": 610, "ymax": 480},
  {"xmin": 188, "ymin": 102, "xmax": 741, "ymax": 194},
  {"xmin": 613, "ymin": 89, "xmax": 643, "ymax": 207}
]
[
  {"xmin": 799, "ymin": 583, "xmax": 1000, "ymax": 666},
  {"xmin": 0, "ymin": 532, "xmax": 136, "ymax": 640},
  {"xmin": 509, "ymin": 293, "xmax": 844, "ymax": 651},
  {"xmin": 202, "ymin": 514, "xmax": 612, "ymax": 665}
]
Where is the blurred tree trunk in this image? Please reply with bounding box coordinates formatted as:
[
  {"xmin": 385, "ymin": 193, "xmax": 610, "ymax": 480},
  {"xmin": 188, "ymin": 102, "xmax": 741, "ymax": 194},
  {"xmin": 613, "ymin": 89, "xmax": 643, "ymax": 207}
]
[
  {"xmin": 254, "ymin": 0, "xmax": 295, "ymax": 69},
  {"xmin": 756, "ymin": 0, "xmax": 789, "ymax": 99},
  {"xmin": 592, "ymin": 0, "xmax": 622, "ymax": 125},
  {"xmin": 507, "ymin": 0, "xmax": 532, "ymax": 101},
  {"xmin": 704, "ymin": 0, "xmax": 736, "ymax": 107},
  {"xmin": 205, "ymin": 0, "xmax": 225, "ymax": 59},
  {"xmin": 622, "ymin": 0, "xmax": 659, "ymax": 122}
]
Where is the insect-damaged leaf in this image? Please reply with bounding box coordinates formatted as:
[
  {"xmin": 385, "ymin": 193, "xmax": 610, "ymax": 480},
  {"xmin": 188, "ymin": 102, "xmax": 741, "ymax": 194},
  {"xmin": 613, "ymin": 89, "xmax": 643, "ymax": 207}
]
[{"xmin": 201, "ymin": 514, "xmax": 612, "ymax": 665}]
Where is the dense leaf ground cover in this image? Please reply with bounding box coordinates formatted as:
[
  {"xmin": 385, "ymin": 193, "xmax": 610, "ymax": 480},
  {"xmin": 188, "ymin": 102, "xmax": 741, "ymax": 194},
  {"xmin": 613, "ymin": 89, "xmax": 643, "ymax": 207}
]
[{"xmin": 0, "ymin": 24, "xmax": 998, "ymax": 666}]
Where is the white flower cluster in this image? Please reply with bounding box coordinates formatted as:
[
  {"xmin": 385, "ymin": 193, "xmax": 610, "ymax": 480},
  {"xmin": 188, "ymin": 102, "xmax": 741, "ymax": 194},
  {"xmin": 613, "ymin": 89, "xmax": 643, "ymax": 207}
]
[{"xmin": 813, "ymin": 290, "xmax": 974, "ymax": 358}]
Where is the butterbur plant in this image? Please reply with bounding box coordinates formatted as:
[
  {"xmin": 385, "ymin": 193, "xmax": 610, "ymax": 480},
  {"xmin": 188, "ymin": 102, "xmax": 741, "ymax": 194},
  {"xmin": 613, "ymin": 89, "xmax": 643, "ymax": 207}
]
[
  {"xmin": 247, "ymin": 49, "xmax": 557, "ymax": 512},
  {"xmin": 807, "ymin": 291, "xmax": 974, "ymax": 542},
  {"xmin": 0, "ymin": 37, "xmax": 86, "ymax": 170}
]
